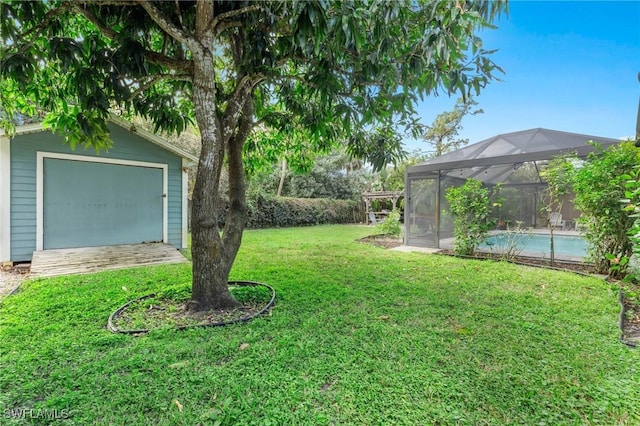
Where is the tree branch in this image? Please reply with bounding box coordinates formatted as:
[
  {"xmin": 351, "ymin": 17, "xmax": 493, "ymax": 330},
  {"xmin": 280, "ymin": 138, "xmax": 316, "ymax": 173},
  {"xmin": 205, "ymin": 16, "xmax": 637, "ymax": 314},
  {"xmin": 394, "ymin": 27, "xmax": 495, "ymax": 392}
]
[
  {"xmin": 221, "ymin": 74, "xmax": 263, "ymax": 141},
  {"xmin": 215, "ymin": 21, "xmax": 243, "ymax": 34},
  {"xmin": 174, "ymin": 0, "xmax": 184, "ymax": 26},
  {"xmin": 22, "ymin": 3, "xmax": 72, "ymax": 39},
  {"xmin": 72, "ymin": 3, "xmax": 193, "ymax": 73},
  {"xmin": 72, "ymin": 3, "xmax": 117, "ymax": 39},
  {"xmin": 195, "ymin": 0, "xmax": 214, "ymax": 40},
  {"xmin": 145, "ymin": 51, "xmax": 193, "ymax": 74},
  {"xmin": 10, "ymin": 3, "xmax": 72, "ymax": 55},
  {"xmin": 137, "ymin": 0, "xmax": 190, "ymax": 44},
  {"xmin": 83, "ymin": 0, "xmax": 139, "ymax": 5},
  {"xmin": 222, "ymin": 97, "xmax": 253, "ymax": 257},
  {"xmin": 211, "ymin": 4, "xmax": 261, "ymax": 34},
  {"xmin": 128, "ymin": 73, "xmax": 192, "ymax": 101}
]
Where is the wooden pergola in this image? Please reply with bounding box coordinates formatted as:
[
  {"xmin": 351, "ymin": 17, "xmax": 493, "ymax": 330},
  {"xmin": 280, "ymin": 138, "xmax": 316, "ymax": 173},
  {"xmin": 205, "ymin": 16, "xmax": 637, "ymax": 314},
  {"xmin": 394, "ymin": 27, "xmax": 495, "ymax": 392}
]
[{"xmin": 362, "ymin": 191, "xmax": 404, "ymax": 225}]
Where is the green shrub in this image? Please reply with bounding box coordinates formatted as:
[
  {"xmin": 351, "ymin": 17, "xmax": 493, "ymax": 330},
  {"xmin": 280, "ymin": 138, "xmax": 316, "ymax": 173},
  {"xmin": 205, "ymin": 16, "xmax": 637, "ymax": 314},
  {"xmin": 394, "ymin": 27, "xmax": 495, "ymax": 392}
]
[
  {"xmin": 572, "ymin": 141, "xmax": 640, "ymax": 274},
  {"xmin": 376, "ymin": 208, "xmax": 402, "ymax": 236},
  {"xmin": 445, "ymin": 179, "xmax": 494, "ymax": 256},
  {"xmin": 246, "ymin": 195, "xmax": 362, "ymax": 229}
]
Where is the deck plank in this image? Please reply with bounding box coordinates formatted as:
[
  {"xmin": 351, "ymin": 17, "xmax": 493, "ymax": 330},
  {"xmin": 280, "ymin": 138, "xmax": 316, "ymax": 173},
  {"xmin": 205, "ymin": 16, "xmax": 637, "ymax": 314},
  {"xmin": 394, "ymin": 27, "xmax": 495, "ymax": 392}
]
[{"xmin": 30, "ymin": 243, "xmax": 189, "ymax": 278}]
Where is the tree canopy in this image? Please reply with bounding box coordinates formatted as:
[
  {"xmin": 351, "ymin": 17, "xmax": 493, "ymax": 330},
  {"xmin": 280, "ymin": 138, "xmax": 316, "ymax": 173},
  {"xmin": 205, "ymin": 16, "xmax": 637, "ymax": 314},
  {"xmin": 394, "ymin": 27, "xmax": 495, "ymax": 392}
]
[
  {"xmin": 422, "ymin": 97, "xmax": 483, "ymax": 157},
  {"xmin": 1, "ymin": 0, "xmax": 507, "ymax": 310}
]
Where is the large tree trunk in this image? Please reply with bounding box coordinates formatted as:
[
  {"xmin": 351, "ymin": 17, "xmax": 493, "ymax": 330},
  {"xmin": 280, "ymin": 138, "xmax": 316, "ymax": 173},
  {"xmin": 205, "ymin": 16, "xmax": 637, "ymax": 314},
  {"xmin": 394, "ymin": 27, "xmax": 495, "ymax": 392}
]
[
  {"xmin": 188, "ymin": 45, "xmax": 241, "ymax": 312},
  {"xmin": 187, "ymin": 23, "xmax": 254, "ymax": 312},
  {"xmin": 189, "ymin": 140, "xmax": 241, "ymax": 311}
]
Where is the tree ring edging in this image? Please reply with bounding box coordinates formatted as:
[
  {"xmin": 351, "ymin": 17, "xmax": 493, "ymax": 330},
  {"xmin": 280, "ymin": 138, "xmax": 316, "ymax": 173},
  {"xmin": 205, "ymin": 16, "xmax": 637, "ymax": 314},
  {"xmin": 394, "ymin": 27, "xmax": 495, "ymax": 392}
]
[{"xmin": 107, "ymin": 281, "xmax": 276, "ymax": 335}]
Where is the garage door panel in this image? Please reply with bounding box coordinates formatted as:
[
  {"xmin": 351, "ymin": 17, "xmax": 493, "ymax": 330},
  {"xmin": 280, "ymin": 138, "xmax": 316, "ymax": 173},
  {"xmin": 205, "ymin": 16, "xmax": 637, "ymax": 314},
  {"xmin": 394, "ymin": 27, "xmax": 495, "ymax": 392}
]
[{"xmin": 43, "ymin": 158, "xmax": 163, "ymax": 249}]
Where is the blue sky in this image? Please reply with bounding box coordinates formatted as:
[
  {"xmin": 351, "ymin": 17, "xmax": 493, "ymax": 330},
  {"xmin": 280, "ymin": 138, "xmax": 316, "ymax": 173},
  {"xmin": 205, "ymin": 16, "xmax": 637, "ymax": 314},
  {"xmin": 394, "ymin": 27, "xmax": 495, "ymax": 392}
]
[{"xmin": 406, "ymin": 0, "xmax": 640, "ymax": 152}]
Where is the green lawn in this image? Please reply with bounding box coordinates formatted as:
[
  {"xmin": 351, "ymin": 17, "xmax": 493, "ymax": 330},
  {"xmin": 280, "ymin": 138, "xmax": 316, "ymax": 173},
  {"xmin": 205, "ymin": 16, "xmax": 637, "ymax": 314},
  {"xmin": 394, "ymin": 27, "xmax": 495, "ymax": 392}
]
[{"xmin": 1, "ymin": 225, "xmax": 639, "ymax": 425}]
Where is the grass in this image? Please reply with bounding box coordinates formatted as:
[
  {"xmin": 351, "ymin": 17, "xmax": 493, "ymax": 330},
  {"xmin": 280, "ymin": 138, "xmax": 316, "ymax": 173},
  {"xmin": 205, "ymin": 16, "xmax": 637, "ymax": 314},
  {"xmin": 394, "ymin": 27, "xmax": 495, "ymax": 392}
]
[{"xmin": 1, "ymin": 224, "xmax": 639, "ymax": 425}]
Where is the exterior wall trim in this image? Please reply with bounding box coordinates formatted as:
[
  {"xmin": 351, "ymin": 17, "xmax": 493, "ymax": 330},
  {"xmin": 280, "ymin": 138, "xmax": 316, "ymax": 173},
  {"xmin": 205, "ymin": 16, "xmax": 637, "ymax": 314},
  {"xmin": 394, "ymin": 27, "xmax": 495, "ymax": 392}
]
[
  {"xmin": 0, "ymin": 119, "xmax": 198, "ymax": 163},
  {"xmin": 109, "ymin": 116, "xmax": 198, "ymax": 163},
  {"xmin": 181, "ymin": 158, "xmax": 189, "ymax": 249},
  {"xmin": 36, "ymin": 151, "xmax": 169, "ymax": 250},
  {"xmin": 0, "ymin": 135, "xmax": 10, "ymax": 262}
]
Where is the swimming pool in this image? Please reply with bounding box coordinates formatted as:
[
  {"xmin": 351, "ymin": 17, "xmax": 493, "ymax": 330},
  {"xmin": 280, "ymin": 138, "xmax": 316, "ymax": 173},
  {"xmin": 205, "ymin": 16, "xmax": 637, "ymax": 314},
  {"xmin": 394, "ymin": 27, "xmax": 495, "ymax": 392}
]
[{"xmin": 480, "ymin": 232, "xmax": 587, "ymax": 259}]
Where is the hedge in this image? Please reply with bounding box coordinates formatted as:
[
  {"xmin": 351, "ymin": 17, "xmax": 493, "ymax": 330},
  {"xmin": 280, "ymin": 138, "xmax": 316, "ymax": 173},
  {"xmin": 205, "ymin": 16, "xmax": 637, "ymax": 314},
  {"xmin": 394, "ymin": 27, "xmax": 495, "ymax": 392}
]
[{"xmin": 246, "ymin": 195, "xmax": 363, "ymax": 229}]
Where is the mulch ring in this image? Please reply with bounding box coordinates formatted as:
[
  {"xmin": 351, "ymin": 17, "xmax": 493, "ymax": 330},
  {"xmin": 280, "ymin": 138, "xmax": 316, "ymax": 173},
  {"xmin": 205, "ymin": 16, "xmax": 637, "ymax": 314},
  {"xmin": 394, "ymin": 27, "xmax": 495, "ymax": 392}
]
[
  {"xmin": 108, "ymin": 281, "xmax": 276, "ymax": 335},
  {"xmin": 357, "ymin": 234, "xmax": 403, "ymax": 249}
]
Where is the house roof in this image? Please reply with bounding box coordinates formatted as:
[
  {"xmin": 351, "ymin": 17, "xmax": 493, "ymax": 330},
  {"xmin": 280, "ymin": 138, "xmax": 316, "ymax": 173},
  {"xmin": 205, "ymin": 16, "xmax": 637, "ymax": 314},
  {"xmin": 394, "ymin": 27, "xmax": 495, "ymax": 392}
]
[
  {"xmin": 407, "ymin": 128, "xmax": 623, "ymax": 176},
  {"xmin": 1, "ymin": 116, "xmax": 199, "ymax": 163}
]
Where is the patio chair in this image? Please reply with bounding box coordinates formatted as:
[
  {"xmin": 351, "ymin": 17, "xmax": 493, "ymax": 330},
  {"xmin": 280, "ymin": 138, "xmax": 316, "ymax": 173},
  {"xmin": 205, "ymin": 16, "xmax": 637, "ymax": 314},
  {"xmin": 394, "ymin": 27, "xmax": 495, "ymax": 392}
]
[{"xmin": 549, "ymin": 212, "xmax": 566, "ymax": 230}]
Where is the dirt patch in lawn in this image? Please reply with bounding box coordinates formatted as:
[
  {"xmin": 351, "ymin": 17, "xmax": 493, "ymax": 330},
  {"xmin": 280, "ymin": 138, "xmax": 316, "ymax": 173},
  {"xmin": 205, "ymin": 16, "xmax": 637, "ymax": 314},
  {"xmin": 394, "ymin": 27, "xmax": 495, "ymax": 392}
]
[
  {"xmin": 357, "ymin": 234, "xmax": 403, "ymax": 249},
  {"xmin": 0, "ymin": 264, "xmax": 30, "ymax": 300}
]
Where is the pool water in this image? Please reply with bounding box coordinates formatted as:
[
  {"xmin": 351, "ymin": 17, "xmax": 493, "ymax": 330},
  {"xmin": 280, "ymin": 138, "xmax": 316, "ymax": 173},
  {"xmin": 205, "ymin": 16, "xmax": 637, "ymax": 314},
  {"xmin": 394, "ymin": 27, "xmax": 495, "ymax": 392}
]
[{"xmin": 480, "ymin": 233, "xmax": 587, "ymax": 258}]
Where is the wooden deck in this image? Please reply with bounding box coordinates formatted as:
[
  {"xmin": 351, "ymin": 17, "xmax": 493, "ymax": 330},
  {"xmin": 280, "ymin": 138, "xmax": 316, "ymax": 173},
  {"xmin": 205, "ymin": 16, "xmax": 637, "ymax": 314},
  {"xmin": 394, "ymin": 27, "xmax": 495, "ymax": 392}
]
[{"xmin": 30, "ymin": 243, "xmax": 189, "ymax": 278}]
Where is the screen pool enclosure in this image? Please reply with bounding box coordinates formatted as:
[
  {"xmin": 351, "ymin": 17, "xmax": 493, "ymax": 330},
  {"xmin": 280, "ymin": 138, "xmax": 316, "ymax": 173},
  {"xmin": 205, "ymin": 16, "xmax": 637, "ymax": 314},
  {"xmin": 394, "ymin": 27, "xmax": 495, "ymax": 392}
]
[{"xmin": 404, "ymin": 128, "xmax": 622, "ymax": 249}]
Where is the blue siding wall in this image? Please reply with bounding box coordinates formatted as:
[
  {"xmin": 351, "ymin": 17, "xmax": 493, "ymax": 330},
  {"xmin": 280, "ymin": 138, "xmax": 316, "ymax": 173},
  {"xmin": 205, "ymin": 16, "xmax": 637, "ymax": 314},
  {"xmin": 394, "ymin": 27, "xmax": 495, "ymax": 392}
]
[{"xmin": 10, "ymin": 124, "xmax": 184, "ymax": 261}]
